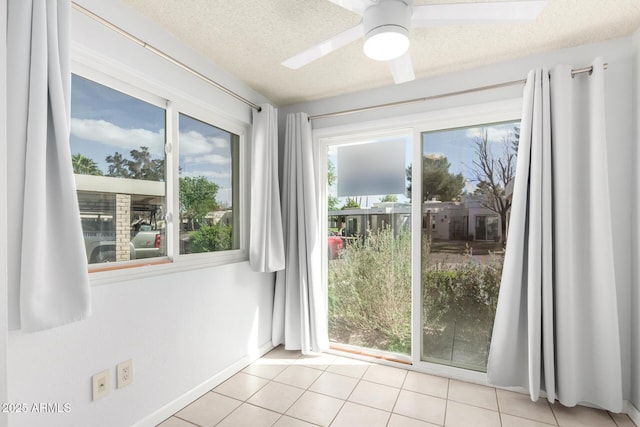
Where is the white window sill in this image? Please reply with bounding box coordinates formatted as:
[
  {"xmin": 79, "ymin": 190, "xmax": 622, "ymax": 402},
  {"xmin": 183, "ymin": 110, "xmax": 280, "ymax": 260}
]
[{"xmin": 88, "ymin": 250, "xmax": 249, "ymax": 287}]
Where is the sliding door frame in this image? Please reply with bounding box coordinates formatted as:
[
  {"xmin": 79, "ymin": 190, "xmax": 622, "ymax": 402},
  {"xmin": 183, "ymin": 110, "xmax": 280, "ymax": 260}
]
[{"xmin": 314, "ymin": 98, "xmax": 522, "ymax": 385}]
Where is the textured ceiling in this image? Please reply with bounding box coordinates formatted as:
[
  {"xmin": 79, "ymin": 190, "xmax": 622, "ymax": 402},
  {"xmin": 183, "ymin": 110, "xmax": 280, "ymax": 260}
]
[{"xmin": 121, "ymin": 0, "xmax": 640, "ymax": 106}]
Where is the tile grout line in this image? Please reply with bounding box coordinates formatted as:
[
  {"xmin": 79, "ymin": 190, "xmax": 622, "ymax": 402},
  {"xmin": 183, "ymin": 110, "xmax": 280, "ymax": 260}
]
[
  {"xmin": 164, "ymin": 414, "xmax": 202, "ymax": 427},
  {"xmin": 323, "ymin": 359, "xmax": 371, "ymax": 426},
  {"xmin": 268, "ymin": 353, "xmax": 309, "ymax": 424},
  {"xmin": 548, "ymin": 399, "xmax": 561, "ymax": 426},
  {"xmin": 209, "ymin": 394, "xmax": 244, "ymax": 427},
  {"xmin": 286, "ymin": 352, "xmax": 343, "ymax": 426},
  {"xmin": 217, "ymin": 348, "xmax": 302, "ymax": 427},
  {"xmin": 386, "ymin": 369, "xmax": 410, "ymax": 427},
  {"xmin": 442, "ymin": 378, "xmax": 450, "ymax": 427},
  {"xmin": 494, "ymin": 386, "xmax": 502, "ymax": 427}
]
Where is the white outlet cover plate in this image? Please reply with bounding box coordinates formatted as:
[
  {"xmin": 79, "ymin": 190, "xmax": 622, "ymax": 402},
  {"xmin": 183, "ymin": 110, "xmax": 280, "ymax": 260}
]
[
  {"xmin": 117, "ymin": 359, "xmax": 133, "ymax": 388},
  {"xmin": 92, "ymin": 370, "xmax": 110, "ymax": 401}
]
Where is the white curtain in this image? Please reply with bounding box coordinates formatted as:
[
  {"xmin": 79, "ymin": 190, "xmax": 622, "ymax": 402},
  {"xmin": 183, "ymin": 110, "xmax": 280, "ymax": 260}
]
[
  {"xmin": 249, "ymin": 104, "xmax": 285, "ymax": 272},
  {"xmin": 7, "ymin": 0, "xmax": 91, "ymax": 331},
  {"xmin": 487, "ymin": 57, "xmax": 623, "ymax": 412},
  {"xmin": 272, "ymin": 112, "xmax": 329, "ymax": 354}
]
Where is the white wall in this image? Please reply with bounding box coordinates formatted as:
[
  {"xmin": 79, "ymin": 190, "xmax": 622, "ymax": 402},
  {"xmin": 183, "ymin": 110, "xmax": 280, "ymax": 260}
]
[
  {"xmin": 0, "ymin": 2, "xmax": 9, "ymax": 427},
  {"xmin": 4, "ymin": 1, "xmax": 276, "ymax": 426},
  {"xmin": 631, "ymin": 30, "xmax": 640, "ymax": 413},
  {"xmin": 8, "ymin": 266, "xmax": 273, "ymax": 427},
  {"xmin": 282, "ymin": 36, "xmax": 637, "ymax": 407}
]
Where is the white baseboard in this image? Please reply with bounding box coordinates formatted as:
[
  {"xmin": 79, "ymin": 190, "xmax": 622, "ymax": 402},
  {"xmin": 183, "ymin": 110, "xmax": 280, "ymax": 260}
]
[
  {"xmin": 626, "ymin": 400, "xmax": 640, "ymax": 426},
  {"xmin": 132, "ymin": 340, "xmax": 275, "ymax": 427}
]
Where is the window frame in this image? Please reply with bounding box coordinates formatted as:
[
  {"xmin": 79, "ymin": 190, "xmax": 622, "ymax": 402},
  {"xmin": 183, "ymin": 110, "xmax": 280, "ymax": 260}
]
[
  {"xmin": 169, "ymin": 100, "xmax": 248, "ymax": 267},
  {"xmin": 72, "ymin": 55, "xmax": 249, "ymax": 286}
]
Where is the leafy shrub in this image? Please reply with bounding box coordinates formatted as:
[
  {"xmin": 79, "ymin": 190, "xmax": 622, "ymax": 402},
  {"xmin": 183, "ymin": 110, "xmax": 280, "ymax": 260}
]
[
  {"xmin": 328, "ymin": 227, "xmax": 412, "ymax": 354},
  {"xmin": 189, "ymin": 222, "xmax": 232, "ymax": 253},
  {"xmin": 422, "ymin": 253, "xmax": 502, "ymax": 369},
  {"xmin": 422, "ymin": 257, "xmax": 501, "ymax": 328},
  {"xmin": 328, "ymin": 225, "xmax": 503, "ymax": 361}
]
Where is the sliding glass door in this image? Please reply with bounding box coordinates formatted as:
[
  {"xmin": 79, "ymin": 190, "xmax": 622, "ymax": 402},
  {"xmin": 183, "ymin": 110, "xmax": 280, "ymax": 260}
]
[
  {"xmin": 419, "ymin": 120, "xmax": 520, "ymax": 371},
  {"xmin": 324, "ymin": 131, "xmax": 413, "ymax": 357},
  {"xmin": 320, "ymin": 105, "xmax": 521, "ymax": 376}
]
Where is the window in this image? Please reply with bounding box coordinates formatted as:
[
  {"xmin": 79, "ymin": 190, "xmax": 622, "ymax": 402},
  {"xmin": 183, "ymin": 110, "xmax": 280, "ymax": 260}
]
[
  {"xmin": 421, "ymin": 120, "xmax": 520, "ymax": 371},
  {"xmin": 325, "ymin": 131, "xmax": 413, "ymax": 356},
  {"xmin": 70, "ymin": 72, "xmax": 245, "ymax": 271},
  {"xmin": 71, "ymin": 74, "xmax": 167, "ymax": 265},
  {"xmin": 178, "ymin": 113, "xmax": 240, "ymax": 254}
]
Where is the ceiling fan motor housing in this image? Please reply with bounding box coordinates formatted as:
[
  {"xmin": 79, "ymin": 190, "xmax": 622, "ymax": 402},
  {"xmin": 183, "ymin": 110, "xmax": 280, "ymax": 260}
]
[{"xmin": 363, "ymin": 0, "xmax": 412, "ymax": 61}]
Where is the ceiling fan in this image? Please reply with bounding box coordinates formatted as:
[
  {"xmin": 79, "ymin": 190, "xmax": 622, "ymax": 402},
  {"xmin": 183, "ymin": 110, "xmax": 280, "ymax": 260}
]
[{"xmin": 281, "ymin": 0, "xmax": 548, "ymax": 84}]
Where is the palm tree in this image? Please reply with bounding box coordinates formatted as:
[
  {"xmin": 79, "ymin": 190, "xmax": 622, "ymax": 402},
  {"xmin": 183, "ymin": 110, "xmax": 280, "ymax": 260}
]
[{"xmin": 72, "ymin": 153, "xmax": 103, "ymax": 176}]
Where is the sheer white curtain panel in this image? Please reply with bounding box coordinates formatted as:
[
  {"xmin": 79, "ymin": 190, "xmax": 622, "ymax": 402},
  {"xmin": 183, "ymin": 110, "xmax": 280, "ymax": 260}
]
[
  {"xmin": 272, "ymin": 112, "xmax": 329, "ymax": 354},
  {"xmin": 7, "ymin": 0, "xmax": 91, "ymax": 331},
  {"xmin": 249, "ymin": 104, "xmax": 285, "ymax": 272},
  {"xmin": 487, "ymin": 58, "xmax": 623, "ymax": 412}
]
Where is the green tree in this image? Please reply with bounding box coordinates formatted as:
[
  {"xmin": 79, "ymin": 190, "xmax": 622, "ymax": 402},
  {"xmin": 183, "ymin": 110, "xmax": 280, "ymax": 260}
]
[
  {"xmin": 72, "ymin": 153, "xmax": 103, "ymax": 176},
  {"xmin": 105, "ymin": 146, "xmax": 164, "ymax": 180},
  {"xmin": 327, "ymin": 159, "xmax": 340, "ymax": 211},
  {"xmin": 380, "ymin": 194, "xmax": 398, "ymax": 203},
  {"xmin": 341, "ymin": 198, "xmax": 361, "ymax": 209},
  {"xmin": 105, "ymin": 152, "xmax": 131, "ymax": 178},
  {"xmin": 179, "ymin": 176, "xmax": 220, "ymax": 231},
  {"xmin": 127, "ymin": 146, "xmax": 164, "ymax": 180},
  {"xmin": 406, "ymin": 156, "xmax": 465, "ymax": 202}
]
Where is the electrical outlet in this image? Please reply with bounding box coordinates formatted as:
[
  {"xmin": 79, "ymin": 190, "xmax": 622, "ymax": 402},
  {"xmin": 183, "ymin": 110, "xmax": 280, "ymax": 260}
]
[
  {"xmin": 92, "ymin": 370, "xmax": 110, "ymax": 401},
  {"xmin": 117, "ymin": 359, "xmax": 133, "ymax": 388}
]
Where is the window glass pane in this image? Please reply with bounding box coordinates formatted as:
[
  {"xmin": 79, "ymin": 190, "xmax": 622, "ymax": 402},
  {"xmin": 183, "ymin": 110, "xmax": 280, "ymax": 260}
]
[
  {"xmin": 326, "ymin": 134, "xmax": 412, "ymax": 356},
  {"xmin": 178, "ymin": 113, "xmax": 239, "ymax": 254},
  {"xmin": 71, "ymin": 74, "xmax": 167, "ymax": 265},
  {"xmin": 421, "ymin": 120, "xmax": 520, "ymax": 371}
]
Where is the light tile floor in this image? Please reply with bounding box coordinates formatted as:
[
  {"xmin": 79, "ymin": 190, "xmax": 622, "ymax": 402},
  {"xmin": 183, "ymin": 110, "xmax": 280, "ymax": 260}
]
[{"xmin": 158, "ymin": 347, "xmax": 637, "ymax": 427}]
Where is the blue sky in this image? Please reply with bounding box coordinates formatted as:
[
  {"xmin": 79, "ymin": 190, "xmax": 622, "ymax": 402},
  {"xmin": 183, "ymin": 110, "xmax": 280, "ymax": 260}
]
[
  {"xmin": 70, "ymin": 74, "xmax": 234, "ymax": 207},
  {"xmin": 70, "ymin": 74, "xmax": 165, "ymax": 174},
  {"xmin": 178, "ymin": 113, "xmax": 233, "ymax": 208},
  {"xmin": 422, "ymin": 121, "xmax": 519, "ymax": 193}
]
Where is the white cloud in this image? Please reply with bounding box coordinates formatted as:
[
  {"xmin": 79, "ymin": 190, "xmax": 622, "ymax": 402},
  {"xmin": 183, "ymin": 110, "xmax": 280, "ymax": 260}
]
[
  {"xmin": 188, "ymin": 154, "xmax": 231, "ymax": 166},
  {"xmin": 424, "ymin": 152, "xmax": 445, "ymax": 159},
  {"xmin": 464, "ymin": 124, "xmax": 517, "ymax": 143},
  {"xmin": 71, "ymin": 118, "xmax": 164, "ymax": 151},
  {"xmin": 72, "ymin": 118, "xmax": 233, "ymax": 171},
  {"xmin": 179, "ymin": 131, "xmax": 229, "ymax": 155},
  {"xmin": 179, "ymin": 130, "xmax": 213, "ymax": 155},
  {"xmin": 210, "ymin": 136, "xmax": 229, "ymax": 149}
]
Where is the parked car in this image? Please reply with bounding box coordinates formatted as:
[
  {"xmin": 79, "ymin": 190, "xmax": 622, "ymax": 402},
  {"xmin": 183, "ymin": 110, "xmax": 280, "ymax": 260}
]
[
  {"xmin": 84, "ymin": 226, "xmax": 165, "ymax": 264},
  {"xmin": 328, "ymin": 232, "xmax": 344, "ymax": 259}
]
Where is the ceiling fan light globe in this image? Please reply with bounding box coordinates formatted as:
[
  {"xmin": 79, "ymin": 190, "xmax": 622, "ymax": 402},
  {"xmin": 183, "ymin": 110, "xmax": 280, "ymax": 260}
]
[{"xmin": 364, "ymin": 27, "xmax": 410, "ymax": 61}]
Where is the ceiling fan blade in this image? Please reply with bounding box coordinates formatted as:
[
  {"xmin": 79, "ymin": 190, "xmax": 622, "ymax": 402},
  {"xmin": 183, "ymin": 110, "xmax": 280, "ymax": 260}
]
[
  {"xmin": 411, "ymin": 0, "xmax": 547, "ymax": 27},
  {"xmin": 388, "ymin": 52, "xmax": 415, "ymax": 84},
  {"xmin": 282, "ymin": 25, "xmax": 363, "ymax": 70},
  {"xmin": 328, "ymin": 0, "xmax": 370, "ymax": 15}
]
